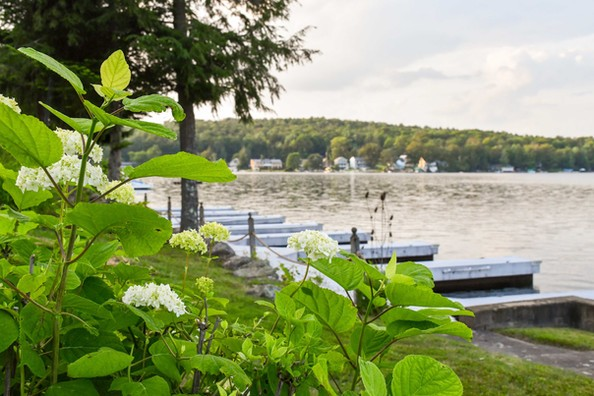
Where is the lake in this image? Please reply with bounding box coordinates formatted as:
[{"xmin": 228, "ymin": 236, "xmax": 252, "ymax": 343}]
[{"xmin": 143, "ymin": 172, "xmax": 594, "ymax": 293}]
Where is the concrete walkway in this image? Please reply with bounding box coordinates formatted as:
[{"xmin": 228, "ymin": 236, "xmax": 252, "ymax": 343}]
[{"xmin": 473, "ymin": 330, "xmax": 594, "ymax": 377}]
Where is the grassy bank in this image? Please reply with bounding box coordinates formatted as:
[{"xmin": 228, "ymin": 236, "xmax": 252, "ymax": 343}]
[
  {"xmin": 138, "ymin": 249, "xmax": 594, "ymax": 395},
  {"xmin": 496, "ymin": 327, "xmax": 594, "ymax": 351}
]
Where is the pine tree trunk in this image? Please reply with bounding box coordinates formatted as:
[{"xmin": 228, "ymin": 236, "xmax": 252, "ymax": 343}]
[{"xmin": 174, "ymin": 0, "xmax": 199, "ymax": 231}]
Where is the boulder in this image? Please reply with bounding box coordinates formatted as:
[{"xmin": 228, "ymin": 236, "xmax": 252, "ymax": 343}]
[
  {"xmin": 212, "ymin": 242, "xmax": 236, "ymax": 260},
  {"xmin": 233, "ymin": 259, "xmax": 278, "ymax": 280},
  {"xmin": 247, "ymin": 284, "xmax": 280, "ymax": 299},
  {"xmin": 221, "ymin": 255, "xmax": 251, "ymax": 270}
]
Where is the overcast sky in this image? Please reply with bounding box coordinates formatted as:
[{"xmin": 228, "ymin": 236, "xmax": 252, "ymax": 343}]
[{"xmin": 194, "ymin": 0, "xmax": 594, "ymax": 138}]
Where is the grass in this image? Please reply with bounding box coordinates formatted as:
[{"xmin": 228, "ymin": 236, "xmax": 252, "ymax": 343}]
[
  {"xmin": 496, "ymin": 327, "xmax": 594, "ymax": 351},
  {"xmin": 139, "ymin": 249, "xmax": 594, "ymax": 395}
]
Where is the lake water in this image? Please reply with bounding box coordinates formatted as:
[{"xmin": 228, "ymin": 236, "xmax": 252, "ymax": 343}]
[{"xmin": 143, "ymin": 172, "xmax": 594, "ymax": 293}]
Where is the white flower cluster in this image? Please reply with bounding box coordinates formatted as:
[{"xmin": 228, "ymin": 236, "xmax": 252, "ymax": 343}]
[
  {"xmin": 0, "ymin": 94, "xmax": 21, "ymax": 113},
  {"xmin": 15, "ymin": 128, "xmax": 108, "ymax": 193},
  {"xmin": 54, "ymin": 127, "xmax": 103, "ymax": 163},
  {"xmin": 288, "ymin": 230, "xmax": 340, "ymax": 262},
  {"xmin": 199, "ymin": 222, "xmax": 230, "ymax": 243},
  {"xmin": 169, "ymin": 229, "xmax": 207, "ymax": 254},
  {"xmin": 122, "ymin": 282, "xmax": 186, "ymax": 317},
  {"xmin": 99, "ymin": 180, "xmax": 136, "ymax": 205}
]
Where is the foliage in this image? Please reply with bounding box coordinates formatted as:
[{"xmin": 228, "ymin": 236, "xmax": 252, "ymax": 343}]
[
  {"xmin": 0, "ymin": 50, "xmax": 471, "ymax": 395},
  {"xmin": 285, "ymin": 152, "xmax": 301, "ymax": 171},
  {"xmin": 496, "ymin": 327, "xmax": 594, "ymax": 351},
  {"xmin": 125, "ymin": 118, "xmax": 594, "ymax": 172}
]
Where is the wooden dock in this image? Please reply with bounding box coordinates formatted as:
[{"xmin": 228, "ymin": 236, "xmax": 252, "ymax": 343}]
[{"xmin": 154, "ymin": 205, "xmax": 540, "ymax": 293}]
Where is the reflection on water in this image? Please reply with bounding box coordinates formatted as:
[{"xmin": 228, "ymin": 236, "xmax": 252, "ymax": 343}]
[{"xmin": 144, "ymin": 172, "xmax": 594, "ymax": 293}]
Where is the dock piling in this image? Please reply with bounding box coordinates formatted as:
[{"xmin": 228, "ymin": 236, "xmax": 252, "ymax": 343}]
[
  {"xmin": 248, "ymin": 213, "xmax": 256, "ymax": 258},
  {"xmin": 199, "ymin": 202, "xmax": 205, "ymax": 226},
  {"xmin": 350, "ymin": 227, "xmax": 360, "ymax": 254},
  {"xmin": 167, "ymin": 196, "xmax": 172, "ymax": 221}
]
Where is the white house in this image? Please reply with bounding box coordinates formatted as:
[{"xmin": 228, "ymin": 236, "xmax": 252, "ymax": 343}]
[
  {"xmin": 250, "ymin": 158, "xmax": 283, "ymax": 171},
  {"xmin": 349, "ymin": 156, "xmax": 367, "ymax": 170},
  {"xmin": 333, "ymin": 156, "xmax": 349, "ymax": 170}
]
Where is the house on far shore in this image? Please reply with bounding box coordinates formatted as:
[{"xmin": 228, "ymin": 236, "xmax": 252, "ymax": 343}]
[
  {"xmin": 349, "ymin": 156, "xmax": 367, "ymax": 170},
  {"xmin": 333, "ymin": 156, "xmax": 349, "ymax": 171},
  {"xmin": 228, "ymin": 158, "xmax": 240, "ymax": 172},
  {"xmin": 250, "ymin": 158, "xmax": 283, "ymax": 171}
]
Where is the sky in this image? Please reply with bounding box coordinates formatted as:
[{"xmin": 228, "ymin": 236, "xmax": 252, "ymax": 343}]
[{"xmin": 192, "ymin": 0, "xmax": 594, "ymax": 138}]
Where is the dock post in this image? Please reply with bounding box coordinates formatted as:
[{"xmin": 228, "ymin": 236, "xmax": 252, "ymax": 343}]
[
  {"xmin": 144, "ymin": 193, "xmax": 148, "ymax": 203},
  {"xmin": 199, "ymin": 202, "xmax": 205, "ymax": 226},
  {"xmin": 167, "ymin": 196, "xmax": 172, "ymax": 221},
  {"xmin": 248, "ymin": 213, "xmax": 256, "ymax": 258},
  {"xmin": 350, "ymin": 227, "xmax": 360, "ymax": 254}
]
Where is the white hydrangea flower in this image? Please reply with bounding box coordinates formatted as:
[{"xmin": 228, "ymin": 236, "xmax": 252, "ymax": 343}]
[
  {"xmin": 122, "ymin": 282, "xmax": 186, "ymax": 317},
  {"xmin": 54, "ymin": 128, "xmax": 103, "ymax": 163},
  {"xmin": 288, "ymin": 230, "xmax": 340, "ymax": 262},
  {"xmin": 99, "ymin": 180, "xmax": 135, "ymax": 204},
  {"xmin": 0, "ymin": 94, "xmax": 21, "ymax": 113},
  {"xmin": 15, "ymin": 155, "xmax": 108, "ymax": 192},
  {"xmin": 169, "ymin": 229, "xmax": 207, "ymax": 254},
  {"xmin": 199, "ymin": 222, "xmax": 230, "ymax": 243}
]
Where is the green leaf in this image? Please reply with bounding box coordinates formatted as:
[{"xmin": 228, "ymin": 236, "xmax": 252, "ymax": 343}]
[
  {"xmin": 84, "ymin": 100, "xmax": 176, "ymax": 139},
  {"xmin": 67, "ymin": 347, "xmax": 133, "ymax": 378},
  {"xmin": 46, "ymin": 380, "xmax": 99, "ymax": 396},
  {"xmin": 129, "ymin": 152, "xmax": 236, "ymax": 183},
  {"xmin": 112, "ymin": 263, "xmax": 152, "ymax": 283},
  {"xmin": 123, "ymin": 95, "xmax": 185, "ymax": 122},
  {"xmin": 289, "ymin": 281, "xmax": 358, "ymax": 334},
  {"xmin": 62, "ymin": 328, "xmax": 126, "ymax": 363},
  {"xmin": 385, "ymin": 282, "xmax": 464, "ymax": 310},
  {"xmin": 39, "ymin": 102, "xmax": 105, "ymax": 135},
  {"xmin": 312, "ymin": 358, "xmax": 337, "ymax": 396},
  {"xmin": 0, "ymin": 310, "xmax": 18, "ymax": 352},
  {"xmin": 65, "ymin": 203, "xmax": 172, "ymax": 257},
  {"xmin": 127, "ymin": 305, "xmax": 164, "ymax": 332},
  {"xmin": 149, "ymin": 340, "xmax": 182, "ymax": 383},
  {"xmin": 391, "ymin": 355, "xmax": 463, "ymax": 396},
  {"xmin": 310, "ymin": 257, "xmax": 363, "ymax": 291},
  {"xmin": 84, "ymin": 241, "xmax": 120, "ymax": 268},
  {"xmin": 20, "ymin": 303, "xmax": 53, "ymax": 343},
  {"xmin": 385, "ymin": 252, "xmax": 397, "ymax": 280},
  {"xmin": 100, "ymin": 50, "xmax": 130, "ymax": 90},
  {"xmin": 350, "ymin": 323, "xmax": 394, "ymax": 359},
  {"xmin": 0, "ymin": 103, "xmax": 63, "ymax": 167},
  {"xmin": 396, "ymin": 261, "xmax": 434, "ymax": 288},
  {"xmin": 0, "ymin": 164, "xmax": 53, "ymax": 210},
  {"xmin": 62, "ymin": 294, "xmax": 114, "ymax": 321},
  {"xmin": 92, "ymin": 85, "xmax": 131, "ymax": 102},
  {"xmin": 388, "ymin": 321, "xmax": 473, "ymax": 342},
  {"xmin": 359, "ymin": 358, "xmax": 387, "ymax": 396},
  {"xmin": 19, "ymin": 47, "xmax": 86, "ymax": 95},
  {"xmin": 189, "ymin": 355, "xmax": 251, "ymax": 390},
  {"xmin": 109, "ymin": 376, "xmax": 170, "ymax": 396},
  {"xmin": 21, "ymin": 341, "xmax": 46, "ymax": 377}
]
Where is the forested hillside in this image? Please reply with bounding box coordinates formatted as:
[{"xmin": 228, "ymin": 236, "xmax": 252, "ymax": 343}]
[{"xmin": 123, "ymin": 118, "xmax": 594, "ymax": 172}]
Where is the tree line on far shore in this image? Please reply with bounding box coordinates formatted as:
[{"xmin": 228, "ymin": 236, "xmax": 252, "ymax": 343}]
[{"xmin": 123, "ymin": 117, "xmax": 594, "ymax": 172}]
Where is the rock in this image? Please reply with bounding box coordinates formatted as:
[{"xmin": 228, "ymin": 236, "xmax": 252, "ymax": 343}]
[
  {"xmin": 212, "ymin": 242, "xmax": 236, "ymax": 260},
  {"xmin": 247, "ymin": 284, "xmax": 280, "ymax": 299},
  {"xmin": 221, "ymin": 255, "xmax": 251, "ymax": 270},
  {"xmin": 233, "ymin": 259, "xmax": 278, "ymax": 280}
]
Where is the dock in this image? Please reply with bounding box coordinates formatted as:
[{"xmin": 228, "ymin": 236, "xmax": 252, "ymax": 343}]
[{"xmin": 153, "ymin": 204, "xmax": 540, "ymax": 293}]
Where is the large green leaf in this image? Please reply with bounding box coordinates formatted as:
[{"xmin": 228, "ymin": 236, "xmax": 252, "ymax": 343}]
[
  {"xmin": 289, "ymin": 281, "xmax": 358, "ymax": 334},
  {"xmin": 100, "ymin": 50, "xmax": 130, "ymax": 90},
  {"xmin": 385, "ymin": 282, "xmax": 464, "ymax": 310},
  {"xmin": 123, "ymin": 95, "xmax": 185, "ymax": 122},
  {"xmin": 0, "ymin": 103, "xmax": 63, "ymax": 167},
  {"xmin": 395, "ymin": 261, "xmax": 434, "ymax": 288},
  {"xmin": 65, "ymin": 203, "xmax": 172, "ymax": 257},
  {"xmin": 46, "ymin": 380, "xmax": 99, "ymax": 396},
  {"xmin": 189, "ymin": 355, "xmax": 251, "ymax": 390},
  {"xmin": 0, "ymin": 310, "xmax": 18, "ymax": 353},
  {"xmin": 391, "ymin": 355, "xmax": 463, "ymax": 396},
  {"xmin": 67, "ymin": 347, "xmax": 133, "ymax": 378},
  {"xmin": 84, "ymin": 100, "xmax": 176, "ymax": 139},
  {"xmin": 310, "ymin": 257, "xmax": 363, "ymax": 291},
  {"xmin": 39, "ymin": 102, "xmax": 104, "ymax": 135},
  {"xmin": 149, "ymin": 340, "xmax": 182, "ymax": 383},
  {"xmin": 312, "ymin": 358, "xmax": 337, "ymax": 396},
  {"xmin": 21, "ymin": 341, "xmax": 46, "ymax": 377},
  {"xmin": 350, "ymin": 323, "xmax": 394, "ymax": 360},
  {"xmin": 110, "ymin": 376, "xmax": 170, "ymax": 396},
  {"xmin": 19, "ymin": 47, "xmax": 86, "ymax": 95},
  {"xmin": 62, "ymin": 294, "xmax": 114, "ymax": 321},
  {"xmin": 128, "ymin": 152, "xmax": 236, "ymax": 183},
  {"xmin": 359, "ymin": 358, "xmax": 387, "ymax": 396},
  {"xmin": 388, "ymin": 321, "xmax": 473, "ymax": 342}
]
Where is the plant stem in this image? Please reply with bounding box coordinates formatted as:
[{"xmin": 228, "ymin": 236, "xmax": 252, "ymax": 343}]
[
  {"xmin": 183, "ymin": 253, "xmax": 189, "ymax": 291},
  {"xmin": 270, "ymin": 261, "xmax": 311, "ymax": 334}
]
